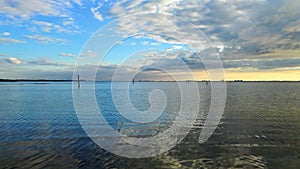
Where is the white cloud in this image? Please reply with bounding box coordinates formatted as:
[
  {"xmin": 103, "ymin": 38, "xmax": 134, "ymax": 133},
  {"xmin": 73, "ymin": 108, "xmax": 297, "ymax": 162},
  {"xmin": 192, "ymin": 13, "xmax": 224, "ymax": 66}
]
[
  {"xmin": 166, "ymin": 46, "xmax": 183, "ymax": 52},
  {"xmin": 108, "ymin": 1, "xmax": 234, "ymax": 49},
  {"xmin": 32, "ymin": 20, "xmax": 79, "ymax": 34},
  {"xmin": 91, "ymin": 9, "xmax": 103, "ymax": 21},
  {"xmin": 283, "ymin": 19, "xmax": 300, "ymax": 33},
  {"xmin": 0, "ymin": 0, "xmax": 68, "ymax": 20},
  {"xmin": 80, "ymin": 50, "xmax": 97, "ymax": 57},
  {"xmin": 2, "ymin": 32, "xmax": 10, "ymax": 36},
  {"xmin": 23, "ymin": 34, "xmax": 66, "ymax": 44},
  {"xmin": 140, "ymin": 41, "xmax": 160, "ymax": 46},
  {"xmin": 91, "ymin": 2, "xmax": 104, "ymax": 21},
  {"xmin": 59, "ymin": 52, "xmax": 75, "ymax": 57},
  {"xmin": 32, "ymin": 21, "xmax": 53, "ymax": 27},
  {"xmin": 5, "ymin": 57, "xmax": 22, "ymax": 64},
  {"xmin": 0, "ymin": 0, "xmax": 80, "ymax": 34},
  {"xmin": 62, "ymin": 17, "xmax": 76, "ymax": 26},
  {"xmin": 72, "ymin": 0, "xmax": 82, "ymax": 6},
  {"xmin": 0, "ymin": 37, "xmax": 24, "ymax": 44}
]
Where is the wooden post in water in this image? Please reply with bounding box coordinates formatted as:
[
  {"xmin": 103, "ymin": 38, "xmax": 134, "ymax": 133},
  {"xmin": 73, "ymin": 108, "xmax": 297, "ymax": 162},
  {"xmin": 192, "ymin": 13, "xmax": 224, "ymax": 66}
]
[{"xmin": 77, "ymin": 74, "xmax": 80, "ymax": 88}]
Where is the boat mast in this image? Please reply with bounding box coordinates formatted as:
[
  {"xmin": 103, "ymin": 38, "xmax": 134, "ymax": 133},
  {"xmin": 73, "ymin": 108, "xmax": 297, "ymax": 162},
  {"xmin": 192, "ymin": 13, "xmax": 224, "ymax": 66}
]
[{"xmin": 77, "ymin": 74, "xmax": 80, "ymax": 88}]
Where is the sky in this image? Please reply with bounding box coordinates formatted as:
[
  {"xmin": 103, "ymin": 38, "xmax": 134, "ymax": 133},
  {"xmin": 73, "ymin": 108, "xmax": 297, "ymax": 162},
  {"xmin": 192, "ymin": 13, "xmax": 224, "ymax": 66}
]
[{"xmin": 0, "ymin": 0, "xmax": 300, "ymax": 81}]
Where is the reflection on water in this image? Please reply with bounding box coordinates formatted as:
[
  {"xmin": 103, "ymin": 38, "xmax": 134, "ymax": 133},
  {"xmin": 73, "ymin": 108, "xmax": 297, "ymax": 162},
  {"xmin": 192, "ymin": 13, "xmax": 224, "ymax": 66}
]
[{"xmin": 0, "ymin": 82, "xmax": 300, "ymax": 168}]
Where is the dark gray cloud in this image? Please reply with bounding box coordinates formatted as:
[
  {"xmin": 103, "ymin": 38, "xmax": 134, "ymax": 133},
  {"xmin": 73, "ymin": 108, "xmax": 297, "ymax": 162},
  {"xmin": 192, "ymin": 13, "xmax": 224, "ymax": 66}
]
[
  {"xmin": 110, "ymin": 0, "xmax": 300, "ymax": 60},
  {"xmin": 28, "ymin": 59, "xmax": 69, "ymax": 66},
  {"xmin": 224, "ymin": 58, "xmax": 300, "ymax": 70}
]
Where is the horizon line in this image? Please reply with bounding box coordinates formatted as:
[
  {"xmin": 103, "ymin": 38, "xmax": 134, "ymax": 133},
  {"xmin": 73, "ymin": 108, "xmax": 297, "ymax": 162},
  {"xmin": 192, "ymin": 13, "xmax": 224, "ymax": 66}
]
[{"xmin": 1, "ymin": 79, "xmax": 300, "ymax": 82}]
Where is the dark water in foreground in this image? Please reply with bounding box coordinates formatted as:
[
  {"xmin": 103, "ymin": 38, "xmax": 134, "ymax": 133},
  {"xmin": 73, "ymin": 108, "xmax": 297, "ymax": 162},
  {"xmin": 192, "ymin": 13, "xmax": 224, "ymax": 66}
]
[{"xmin": 0, "ymin": 82, "xmax": 299, "ymax": 169}]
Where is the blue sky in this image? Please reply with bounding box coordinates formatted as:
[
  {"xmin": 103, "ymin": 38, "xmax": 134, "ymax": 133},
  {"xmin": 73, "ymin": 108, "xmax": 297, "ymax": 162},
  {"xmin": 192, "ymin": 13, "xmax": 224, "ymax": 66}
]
[{"xmin": 1, "ymin": 0, "xmax": 300, "ymax": 80}]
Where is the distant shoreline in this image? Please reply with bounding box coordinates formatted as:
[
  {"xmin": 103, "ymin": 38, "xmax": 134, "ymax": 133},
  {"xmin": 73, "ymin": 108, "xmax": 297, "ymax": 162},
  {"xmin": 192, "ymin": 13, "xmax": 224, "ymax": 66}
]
[
  {"xmin": 0, "ymin": 79, "xmax": 73, "ymax": 82},
  {"xmin": 0, "ymin": 79, "xmax": 299, "ymax": 82}
]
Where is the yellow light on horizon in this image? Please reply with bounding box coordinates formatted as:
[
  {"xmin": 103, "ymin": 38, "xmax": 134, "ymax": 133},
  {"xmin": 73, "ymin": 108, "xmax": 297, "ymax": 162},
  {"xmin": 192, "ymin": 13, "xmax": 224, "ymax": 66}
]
[{"xmin": 191, "ymin": 70, "xmax": 300, "ymax": 81}]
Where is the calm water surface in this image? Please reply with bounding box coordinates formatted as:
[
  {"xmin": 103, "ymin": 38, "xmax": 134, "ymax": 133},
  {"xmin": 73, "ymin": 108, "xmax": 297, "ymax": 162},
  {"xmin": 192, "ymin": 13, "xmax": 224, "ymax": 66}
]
[{"xmin": 0, "ymin": 82, "xmax": 300, "ymax": 168}]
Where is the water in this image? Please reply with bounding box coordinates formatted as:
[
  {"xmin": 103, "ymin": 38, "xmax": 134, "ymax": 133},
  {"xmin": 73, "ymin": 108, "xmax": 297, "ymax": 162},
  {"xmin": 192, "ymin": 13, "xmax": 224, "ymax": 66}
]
[{"xmin": 0, "ymin": 82, "xmax": 300, "ymax": 168}]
